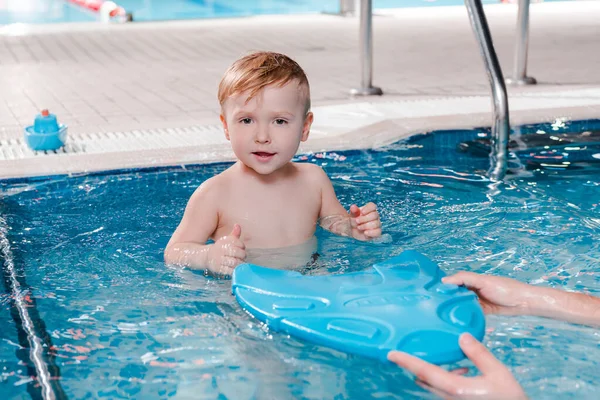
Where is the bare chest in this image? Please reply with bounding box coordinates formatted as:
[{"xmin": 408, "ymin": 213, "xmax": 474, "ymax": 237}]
[{"xmin": 217, "ymin": 183, "xmax": 321, "ymax": 248}]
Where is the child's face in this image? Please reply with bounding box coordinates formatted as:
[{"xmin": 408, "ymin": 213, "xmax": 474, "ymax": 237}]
[{"xmin": 220, "ymin": 81, "xmax": 313, "ymax": 176}]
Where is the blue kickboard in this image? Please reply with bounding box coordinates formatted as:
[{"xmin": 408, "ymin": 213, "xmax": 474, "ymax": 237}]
[{"xmin": 232, "ymin": 250, "xmax": 485, "ymax": 365}]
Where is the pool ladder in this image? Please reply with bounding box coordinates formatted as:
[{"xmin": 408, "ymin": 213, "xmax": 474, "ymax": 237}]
[
  {"xmin": 465, "ymin": 0, "xmax": 510, "ymax": 181},
  {"xmin": 350, "ymin": 0, "xmax": 537, "ymax": 181}
]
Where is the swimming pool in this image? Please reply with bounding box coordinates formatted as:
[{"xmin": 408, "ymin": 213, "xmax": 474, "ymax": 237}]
[
  {"xmin": 1, "ymin": 120, "xmax": 599, "ymax": 399},
  {"xmin": 0, "ymin": 0, "xmax": 573, "ymax": 25}
]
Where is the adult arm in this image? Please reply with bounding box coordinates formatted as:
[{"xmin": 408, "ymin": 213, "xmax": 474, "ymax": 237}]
[{"xmin": 443, "ymin": 271, "xmax": 600, "ymax": 327}]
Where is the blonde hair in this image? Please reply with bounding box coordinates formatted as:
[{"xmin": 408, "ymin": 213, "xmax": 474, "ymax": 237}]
[{"xmin": 218, "ymin": 51, "xmax": 311, "ymax": 114}]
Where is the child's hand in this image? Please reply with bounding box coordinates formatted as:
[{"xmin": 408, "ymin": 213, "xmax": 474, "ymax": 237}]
[
  {"xmin": 442, "ymin": 272, "xmax": 533, "ymax": 316},
  {"xmin": 388, "ymin": 333, "xmax": 527, "ymax": 400},
  {"xmin": 207, "ymin": 224, "xmax": 246, "ymax": 276},
  {"xmin": 349, "ymin": 203, "xmax": 382, "ymax": 240}
]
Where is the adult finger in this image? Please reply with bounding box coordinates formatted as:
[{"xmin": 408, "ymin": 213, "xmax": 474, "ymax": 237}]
[
  {"xmin": 387, "ymin": 351, "xmax": 464, "ymax": 395},
  {"xmin": 416, "ymin": 380, "xmax": 454, "ymax": 400},
  {"xmin": 449, "ymin": 367, "xmax": 469, "ymax": 376},
  {"xmin": 459, "ymin": 333, "xmax": 506, "ymax": 375},
  {"xmin": 442, "ymin": 271, "xmax": 483, "ymax": 290}
]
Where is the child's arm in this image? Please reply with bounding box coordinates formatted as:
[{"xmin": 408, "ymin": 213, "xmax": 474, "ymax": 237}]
[
  {"xmin": 312, "ymin": 166, "xmax": 382, "ymax": 240},
  {"xmin": 164, "ymin": 182, "xmax": 246, "ymax": 275},
  {"xmin": 443, "ymin": 272, "xmax": 600, "ymax": 327}
]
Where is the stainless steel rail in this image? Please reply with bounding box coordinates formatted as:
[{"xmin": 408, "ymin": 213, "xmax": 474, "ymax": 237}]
[
  {"xmin": 350, "ymin": 0, "xmax": 511, "ymax": 178},
  {"xmin": 350, "ymin": 0, "xmax": 383, "ymax": 96},
  {"xmin": 506, "ymin": 0, "xmax": 537, "ymax": 85},
  {"xmin": 340, "ymin": 0, "xmax": 357, "ymax": 16},
  {"xmin": 465, "ymin": 0, "xmax": 510, "ymax": 181}
]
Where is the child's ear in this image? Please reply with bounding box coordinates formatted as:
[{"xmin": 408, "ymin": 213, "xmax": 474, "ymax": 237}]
[
  {"xmin": 220, "ymin": 114, "xmax": 230, "ymax": 140},
  {"xmin": 301, "ymin": 112, "xmax": 313, "ymax": 142}
]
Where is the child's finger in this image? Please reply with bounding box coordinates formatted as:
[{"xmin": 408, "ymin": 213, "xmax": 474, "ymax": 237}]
[
  {"xmin": 218, "ymin": 235, "xmax": 246, "ymax": 250},
  {"xmin": 364, "ymin": 228, "xmax": 382, "ymax": 238},
  {"xmin": 357, "ymin": 220, "xmax": 381, "ymax": 231},
  {"xmin": 230, "ymin": 223, "xmax": 242, "ymax": 239},
  {"xmin": 356, "ymin": 211, "xmax": 379, "ymax": 225},
  {"xmin": 216, "ymin": 263, "xmax": 235, "ymax": 276},
  {"xmin": 226, "ymin": 246, "xmax": 246, "ymax": 260},
  {"xmin": 349, "ymin": 204, "xmax": 361, "ymax": 218},
  {"xmin": 229, "ymin": 238, "xmax": 246, "ymax": 250},
  {"xmin": 359, "ymin": 202, "xmax": 377, "ymax": 214},
  {"xmin": 222, "ymin": 256, "xmax": 242, "ymax": 269}
]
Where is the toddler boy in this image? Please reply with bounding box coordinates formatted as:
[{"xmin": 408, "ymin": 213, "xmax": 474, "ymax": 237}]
[{"xmin": 165, "ymin": 51, "xmax": 381, "ymax": 275}]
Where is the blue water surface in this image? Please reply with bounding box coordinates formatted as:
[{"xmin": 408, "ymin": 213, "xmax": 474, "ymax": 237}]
[
  {"xmin": 0, "ymin": 0, "xmax": 573, "ymax": 25},
  {"xmin": 1, "ymin": 121, "xmax": 600, "ymax": 399}
]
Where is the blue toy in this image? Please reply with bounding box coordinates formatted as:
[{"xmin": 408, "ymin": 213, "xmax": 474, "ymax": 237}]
[
  {"xmin": 232, "ymin": 250, "xmax": 485, "ymax": 365},
  {"xmin": 24, "ymin": 109, "xmax": 68, "ymax": 151}
]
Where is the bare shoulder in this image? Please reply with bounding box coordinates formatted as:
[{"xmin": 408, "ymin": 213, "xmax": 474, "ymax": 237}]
[
  {"xmin": 295, "ymin": 162, "xmax": 346, "ymax": 217},
  {"xmin": 188, "ymin": 170, "xmax": 229, "ymax": 206},
  {"xmin": 295, "ymin": 162, "xmax": 331, "ymax": 185}
]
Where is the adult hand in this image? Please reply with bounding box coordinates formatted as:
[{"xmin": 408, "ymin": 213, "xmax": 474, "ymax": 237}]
[
  {"xmin": 442, "ymin": 272, "xmax": 534, "ymax": 316},
  {"xmin": 349, "ymin": 203, "xmax": 382, "ymax": 240},
  {"xmin": 207, "ymin": 224, "xmax": 246, "ymax": 276},
  {"xmin": 388, "ymin": 333, "xmax": 527, "ymax": 400}
]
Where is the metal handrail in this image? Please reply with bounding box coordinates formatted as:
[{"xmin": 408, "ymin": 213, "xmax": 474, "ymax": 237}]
[
  {"xmin": 339, "ymin": 0, "xmax": 356, "ymax": 16},
  {"xmin": 506, "ymin": 0, "xmax": 537, "ymax": 85},
  {"xmin": 465, "ymin": 0, "xmax": 510, "ymax": 181},
  {"xmin": 348, "ymin": 0, "xmax": 510, "ymax": 178},
  {"xmin": 350, "ymin": 0, "xmax": 383, "ymax": 96}
]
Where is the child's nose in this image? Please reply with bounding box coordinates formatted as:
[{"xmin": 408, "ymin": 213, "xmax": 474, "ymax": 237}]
[{"xmin": 254, "ymin": 128, "xmax": 271, "ymax": 144}]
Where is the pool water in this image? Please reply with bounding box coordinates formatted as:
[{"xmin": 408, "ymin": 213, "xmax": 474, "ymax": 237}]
[
  {"xmin": 1, "ymin": 120, "xmax": 600, "ymax": 399},
  {"xmin": 0, "ymin": 0, "xmax": 573, "ymax": 25}
]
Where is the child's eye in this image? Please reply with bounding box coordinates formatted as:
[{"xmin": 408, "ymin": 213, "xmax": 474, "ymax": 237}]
[
  {"xmin": 240, "ymin": 118, "xmax": 252, "ymax": 124},
  {"xmin": 274, "ymin": 119, "xmax": 288, "ymax": 125}
]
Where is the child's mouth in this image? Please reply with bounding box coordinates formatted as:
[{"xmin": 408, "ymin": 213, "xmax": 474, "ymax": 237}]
[{"xmin": 252, "ymin": 152, "xmax": 276, "ymax": 161}]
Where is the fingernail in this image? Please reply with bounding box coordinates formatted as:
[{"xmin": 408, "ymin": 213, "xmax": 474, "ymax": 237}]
[
  {"xmin": 355, "ymin": 218, "xmax": 360, "ymax": 224},
  {"xmin": 460, "ymin": 333, "xmax": 474, "ymax": 344}
]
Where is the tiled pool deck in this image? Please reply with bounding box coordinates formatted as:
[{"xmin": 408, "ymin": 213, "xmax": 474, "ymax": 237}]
[{"xmin": 2, "ymin": 2, "xmax": 600, "ymax": 179}]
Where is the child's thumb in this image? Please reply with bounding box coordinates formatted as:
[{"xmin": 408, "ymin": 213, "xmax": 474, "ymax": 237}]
[
  {"xmin": 230, "ymin": 223, "xmax": 242, "ymax": 238},
  {"xmin": 349, "ymin": 204, "xmax": 361, "ymax": 218}
]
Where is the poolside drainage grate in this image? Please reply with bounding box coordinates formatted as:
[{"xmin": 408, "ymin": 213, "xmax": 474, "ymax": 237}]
[{"xmin": 0, "ymin": 125, "xmax": 226, "ymax": 161}]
